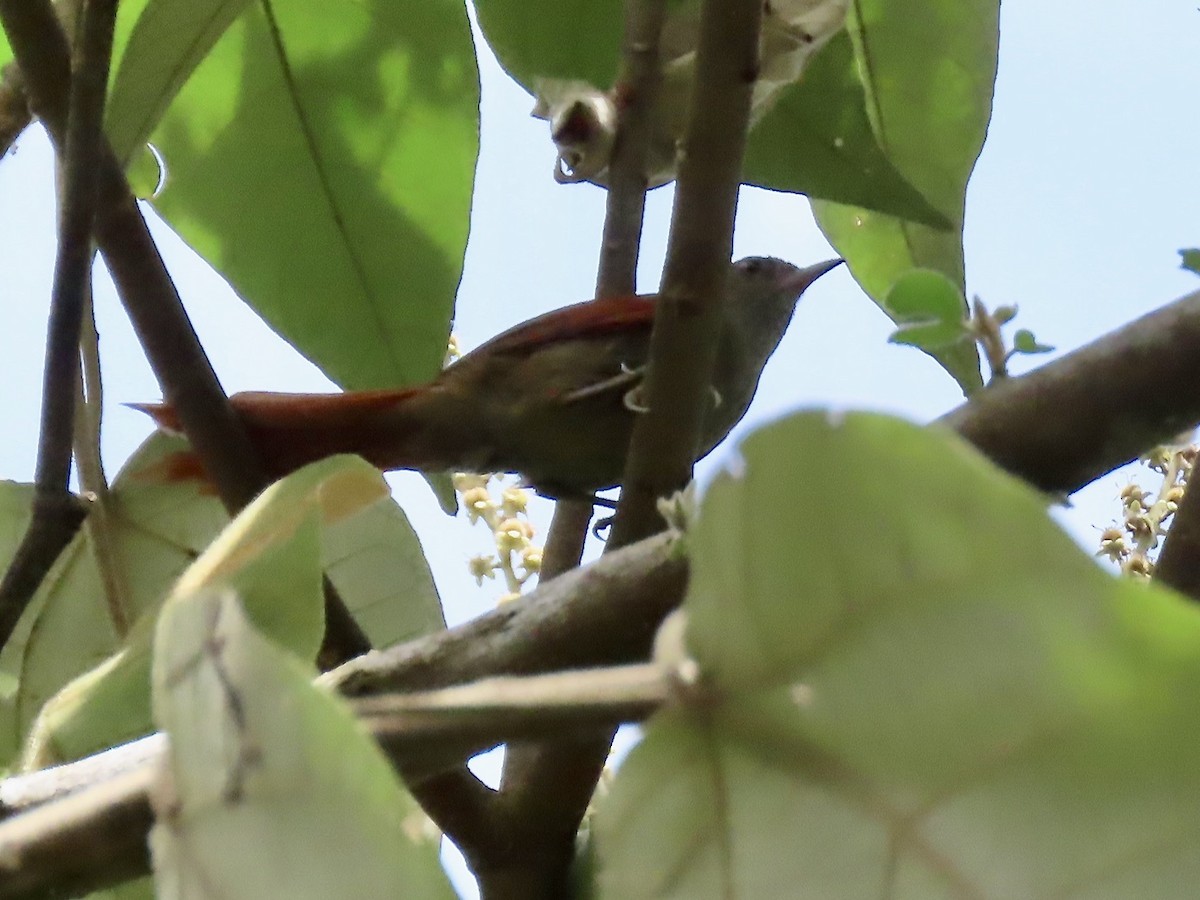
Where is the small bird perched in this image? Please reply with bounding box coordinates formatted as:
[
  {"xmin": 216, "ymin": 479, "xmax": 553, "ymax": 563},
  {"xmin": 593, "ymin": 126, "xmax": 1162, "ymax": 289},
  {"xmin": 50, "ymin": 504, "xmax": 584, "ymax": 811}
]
[{"xmin": 135, "ymin": 257, "xmax": 840, "ymax": 497}]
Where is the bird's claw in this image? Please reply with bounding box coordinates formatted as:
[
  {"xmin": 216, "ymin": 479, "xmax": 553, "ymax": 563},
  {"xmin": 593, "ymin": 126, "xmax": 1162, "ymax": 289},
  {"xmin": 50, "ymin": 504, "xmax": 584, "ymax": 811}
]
[
  {"xmin": 561, "ymin": 363, "xmax": 645, "ymax": 404},
  {"xmin": 624, "ymin": 384, "xmax": 649, "ymax": 413},
  {"xmin": 592, "ymin": 514, "xmax": 614, "ymax": 540}
]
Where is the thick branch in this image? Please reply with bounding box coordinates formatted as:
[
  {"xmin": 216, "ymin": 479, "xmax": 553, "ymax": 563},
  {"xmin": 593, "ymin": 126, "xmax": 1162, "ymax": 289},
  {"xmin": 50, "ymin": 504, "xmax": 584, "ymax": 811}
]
[
  {"xmin": 939, "ymin": 288, "xmax": 1200, "ymax": 495},
  {"xmin": 328, "ymin": 532, "xmax": 684, "ymax": 696},
  {"xmin": 0, "ymin": 0, "xmax": 117, "ymax": 650},
  {"xmin": 0, "ymin": 767, "xmax": 155, "ymax": 900}
]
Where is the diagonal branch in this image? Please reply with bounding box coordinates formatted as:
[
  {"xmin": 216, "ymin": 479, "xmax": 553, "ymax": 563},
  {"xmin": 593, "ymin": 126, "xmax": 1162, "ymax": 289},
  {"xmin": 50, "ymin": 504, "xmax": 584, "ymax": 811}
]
[
  {"xmin": 939, "ymin": 287, "xmax": 1200, "ymax": 495},
  {"xmin": 0, "ymin": 0, "xmax": 369, "ymax": 668},
  {"xmin": 0, "ymin": 0, "xmax": 118, "ymax": 651}
]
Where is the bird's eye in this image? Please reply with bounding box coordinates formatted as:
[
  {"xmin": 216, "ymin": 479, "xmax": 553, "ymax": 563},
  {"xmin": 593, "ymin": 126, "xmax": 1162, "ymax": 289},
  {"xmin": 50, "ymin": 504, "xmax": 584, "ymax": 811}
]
[{"xmin": 739, "ymin": 257, "xmax": 767, "ymax": 276}]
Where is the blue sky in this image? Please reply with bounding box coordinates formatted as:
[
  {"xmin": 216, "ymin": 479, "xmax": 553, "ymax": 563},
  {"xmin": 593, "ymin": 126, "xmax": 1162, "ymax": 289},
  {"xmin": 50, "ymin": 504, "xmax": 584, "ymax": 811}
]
[{"xmin": 1, "ymin": 2, "xmax": 1197, "ymax": 892}]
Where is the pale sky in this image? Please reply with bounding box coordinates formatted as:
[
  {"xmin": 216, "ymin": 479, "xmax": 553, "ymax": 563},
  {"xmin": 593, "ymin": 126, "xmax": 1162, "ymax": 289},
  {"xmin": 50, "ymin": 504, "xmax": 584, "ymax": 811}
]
[{"xmin": 1, "ymin": 3, "xmax": 1197, "ymax": 895}]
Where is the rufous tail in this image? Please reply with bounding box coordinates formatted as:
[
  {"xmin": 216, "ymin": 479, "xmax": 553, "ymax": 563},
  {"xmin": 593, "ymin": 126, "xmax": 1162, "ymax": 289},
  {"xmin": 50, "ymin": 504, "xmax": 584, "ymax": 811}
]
[{"xmin": 130, "ymin": 388, "xmax": 429, "ymax": 487}]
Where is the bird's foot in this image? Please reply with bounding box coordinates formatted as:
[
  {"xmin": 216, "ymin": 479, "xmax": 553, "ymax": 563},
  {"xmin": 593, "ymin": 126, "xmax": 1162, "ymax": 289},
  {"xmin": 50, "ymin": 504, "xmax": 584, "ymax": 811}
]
[{"xmin": 561, "ymin": 363, "xmax": 644, "ymax": 404}]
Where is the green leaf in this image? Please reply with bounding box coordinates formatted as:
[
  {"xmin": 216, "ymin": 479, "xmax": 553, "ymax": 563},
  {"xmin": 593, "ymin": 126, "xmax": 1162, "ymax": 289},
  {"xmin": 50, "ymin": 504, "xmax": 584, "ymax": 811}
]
[
  {"xmin": 595, "ymin": 411, "xmax": 1200, "ymax": 897},
  {"xmin": 1011, "ymin": 328, "xmax": 1054, "ymax": 355},
  {"xmin": 1179, "ymin": 248, "xmax": 1200, "ymax": 276},
  {"xmin": 82, "ymin": 877, "xmax": 156, "ymax": 900},
  {"xmin": 885, "ymin": 269, "xmax": 969, "ymax": 350},
  {"xmin": 744, "ymin": 33, "xmax": 948, "ymax": 228},
  {"xmin": 474, "ymin": 0, "xmax": 622, "ymax": 87},
  {"xmin": 145, "ymin": 0, "xmax": 478, "ymax": 391},
  {"xmin": 14, "ymin": 437, "xmax": 228, "ymax": 760},
  {"xmin": 105, "ymin": 0, "xmax": 257, "ymax": 165},
  {"xmin": 150, "ymin": 590, "xmax": 454, "ymax": 898},
  {"xmin": 812, "ymin": 0, "xmax": 1000, "ymax": 395},
  {"xmin": 885, "ymin": 268, "xmax": 966, "ymax": 323},
  {"xmin": 887, "ymin": 319, "xmax": 968, "ymax": 351},
  {"xmin": 20, "ymin": 451, "xmax": 443, "ymax": 767}
]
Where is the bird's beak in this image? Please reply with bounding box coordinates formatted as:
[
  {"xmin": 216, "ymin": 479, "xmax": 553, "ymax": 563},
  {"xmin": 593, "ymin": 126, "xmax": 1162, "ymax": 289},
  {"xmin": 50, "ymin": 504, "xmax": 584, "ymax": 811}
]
[{"xmin": 782, "ymin": 258, "xmax": 843, "ymax": 296}]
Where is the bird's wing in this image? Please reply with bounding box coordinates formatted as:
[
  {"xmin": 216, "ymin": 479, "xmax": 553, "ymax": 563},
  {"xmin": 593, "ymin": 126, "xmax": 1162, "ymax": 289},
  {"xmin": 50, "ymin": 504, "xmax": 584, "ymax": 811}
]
[{"xmin": 477, "ymin": 295, "xmax": 657, "ymax": 357}]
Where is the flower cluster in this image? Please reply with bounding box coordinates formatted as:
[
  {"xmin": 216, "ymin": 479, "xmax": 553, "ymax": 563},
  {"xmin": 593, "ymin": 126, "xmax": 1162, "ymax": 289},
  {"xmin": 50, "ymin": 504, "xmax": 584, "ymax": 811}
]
[
  {"xmin": 1098, "ymin": 443, "xmax": 1197, "ymax": 577},
  {"xmin": 454, "ymin": 472, "xmax": 542, "ymax": 603}
]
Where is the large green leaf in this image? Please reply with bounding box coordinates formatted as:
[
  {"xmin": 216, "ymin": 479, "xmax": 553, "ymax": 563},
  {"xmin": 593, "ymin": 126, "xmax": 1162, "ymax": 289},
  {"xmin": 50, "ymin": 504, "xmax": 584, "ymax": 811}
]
[
  {"xmin": 150, "ymin": 589, "xmax": 454, "ymax": 898},
  {"xmin": 813, "ymin": 0, "xmax": 999, "ymax": 394},
  {"xmin": 18, "ymin": 444, "xmax": 442, "ymax": 767},
  {"xmin": 105, "ymin": 0, "xmax": 256, "ymax": 165},
  {"xmin": 142, "ymin": 0, "xmax": 478, "ymax": 390},
  {"xmin": 595, "ymin": 412, "xmax": 1200, "ymax": 897},
  {"xmin": 13, "ymin": 437, "xmax": 227, "ymax": 759},
  {"xmin": 474, "ymin": 0, "xmax": 621, "ymax": 87},
  {"xmin": 744, "ymin": 32, "xmax": 947, "ymax": 227},
  {"xmin": 478, "ymin": 5, "xmax": 946, "ymax": 226}
]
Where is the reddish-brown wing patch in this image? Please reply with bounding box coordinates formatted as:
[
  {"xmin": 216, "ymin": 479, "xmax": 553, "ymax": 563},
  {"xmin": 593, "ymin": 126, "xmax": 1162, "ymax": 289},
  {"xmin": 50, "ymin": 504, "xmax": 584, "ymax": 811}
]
[{"xmin": 477, "ymin": 296, "xmax": 657, "ymax": 357}]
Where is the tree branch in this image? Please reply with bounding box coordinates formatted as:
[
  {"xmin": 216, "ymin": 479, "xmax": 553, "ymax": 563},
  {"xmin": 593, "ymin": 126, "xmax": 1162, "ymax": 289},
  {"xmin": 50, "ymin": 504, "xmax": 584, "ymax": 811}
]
[
  {"xmin": 940, "ymin": 287, "xmax": 1200, "ymax": 495},
  {"xmin": 73, "ymin": 291, "xmax": 132, "ymax": 637},
  {"xmin": 328, "ymin": 532, "xmax": 684, "ymax": 695},
  {"xmin": 0, "ymin": 0, "xmax": 117, "ymax": 651},
  {"xmin": 0, "ymin": 766, "xmax": 155, "ymax": 900},
  {"xmin": 608, "ymin": 0, "xmax": 764, "ymax": 549}
]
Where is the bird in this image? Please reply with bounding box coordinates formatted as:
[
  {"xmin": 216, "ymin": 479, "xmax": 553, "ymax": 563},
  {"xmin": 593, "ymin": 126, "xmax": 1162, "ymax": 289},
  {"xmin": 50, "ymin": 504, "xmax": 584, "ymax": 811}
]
[{"xmin": 134, "ymin": 256, "xmax": 841, "ymax": 497}]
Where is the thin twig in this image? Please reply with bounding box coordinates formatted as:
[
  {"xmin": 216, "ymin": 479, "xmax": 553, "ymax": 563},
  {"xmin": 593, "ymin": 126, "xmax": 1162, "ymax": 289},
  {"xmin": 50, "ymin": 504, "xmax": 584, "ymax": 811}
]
[
  {"xmin": 73, "ymin": 242, "xmax": 131, "ymax": 639},
  {"xmin": 0, "ymin": 0, "xmax": 118, "ymax": 652},
  {"xmin": 0, "ymin": 0, "xmax": 266, "ymax": 513}
]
